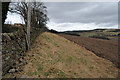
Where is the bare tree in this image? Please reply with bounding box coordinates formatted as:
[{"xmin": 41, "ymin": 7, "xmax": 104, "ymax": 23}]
[
  {"xmin": 9, "ymin": 2, "xmax": 48, "ymax": 50},
  {"xmin": 9, "ymin": 2, "xmax": 49, "ymax": 28}
]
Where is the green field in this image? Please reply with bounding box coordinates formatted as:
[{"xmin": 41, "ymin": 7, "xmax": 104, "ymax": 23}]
[{"xmin": 62, "ymin": 29, "xmax": 119, "ymax": 40}]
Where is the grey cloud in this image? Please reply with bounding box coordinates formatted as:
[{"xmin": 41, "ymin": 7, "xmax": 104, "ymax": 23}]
[{"xmin": 44, "ymin": 2, "xmax": 118, "ymax": 27}]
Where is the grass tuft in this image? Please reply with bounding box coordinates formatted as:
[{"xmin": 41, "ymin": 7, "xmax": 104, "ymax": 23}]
[
  {"xmin": 38, "ymin": 66, "xmax": 43, "ymax": 71},
  {"xmin": 44, "ymin": 72, "xmax": 50, "ymax": 76}
]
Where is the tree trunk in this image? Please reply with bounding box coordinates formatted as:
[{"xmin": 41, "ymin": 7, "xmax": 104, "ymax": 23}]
[{"xmin": 2, "ymin": 2, "xmax": 10, "ymax": 25}]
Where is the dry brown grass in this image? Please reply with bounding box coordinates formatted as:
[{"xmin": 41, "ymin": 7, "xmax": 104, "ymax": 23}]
[{"xmin": 7, "ymin": 32, "xmax": 119, "ymax": 78}]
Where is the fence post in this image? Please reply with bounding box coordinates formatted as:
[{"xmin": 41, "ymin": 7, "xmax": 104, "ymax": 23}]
[{"xmin": 26, "ymin": 2, "xmax": 31, "ymax": 50}]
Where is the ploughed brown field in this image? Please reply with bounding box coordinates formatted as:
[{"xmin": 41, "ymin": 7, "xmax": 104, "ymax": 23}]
[{"xmin": 59, "ymin": 34, "xmax": 119, "ymax": 68}]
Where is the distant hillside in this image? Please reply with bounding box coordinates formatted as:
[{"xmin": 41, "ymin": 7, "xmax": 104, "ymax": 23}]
[
  {"xmin": 59, "ymin": 29, "xmax": 120, "ymax": 41},
  {"xmin": 63, "ymin": 29, "xmax": 120, "ymax": 33}
]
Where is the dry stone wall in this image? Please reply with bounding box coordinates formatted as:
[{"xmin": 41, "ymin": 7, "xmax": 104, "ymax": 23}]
[
  {"xmin": 2, "ymin": 27, "xmax": 26, "ymax": 75},
  {"xmin": 2, "ymin": 25, "xmax": 43, "ymax": 75}
]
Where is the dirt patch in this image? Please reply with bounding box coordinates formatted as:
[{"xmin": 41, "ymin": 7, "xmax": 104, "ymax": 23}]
[{"xmin": 59, "ymin": 34, "xmax": 119, "ymax": 68}]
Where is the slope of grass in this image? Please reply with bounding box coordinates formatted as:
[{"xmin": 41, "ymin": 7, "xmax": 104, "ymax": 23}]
[{"xmin": 5, "ymin": 32, "xmax": 118, "ymax": 78}]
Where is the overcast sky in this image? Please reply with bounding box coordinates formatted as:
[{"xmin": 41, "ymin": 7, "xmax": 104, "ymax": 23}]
[{"xmin": 6, "ymin": 2, "xmax": 118, "ymax": 31}]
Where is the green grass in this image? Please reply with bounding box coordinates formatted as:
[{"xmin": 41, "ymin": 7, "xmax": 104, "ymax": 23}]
[
  {"xmin": 43, "ymin": 35, "xmax": 51, "ymax": 42},
  {"xmin": 38, "ymin": 66, "xmax": 43, "ymax": 71},
  {"xmin": 53, "ymin": 42, "xmax": 58, "ymax": 46},
  {"xmin": 84, "ymin": 59, "xmax": 88, "ymax": 65},
  {"xmin": 33, "ymin": 71, "xmax": 38, "ymax": 75},
  {"xmin": 77, "ymin": 58, "xmax": 88, "ymax": 65},
  {"xmin": 47, "ymin": 60, "xmax": 56, "ymax": 65},
  {"xmin": 76, "ymin": 58, "xmax": 83, "ymax": 64},
  {"xmin": 89, "ymin": 65, "xmax": 94, "ymax": 71},
  {"xmin": 44, "ymin": 72, "xmax": 50, "ymax": 76},
  {"xmin": 59, "ymin": 71, "xmax": 66, "ymax": 78},
  {"xmin": 66, "ymin": 56, "xmax": 73, "ymax": 63},
  {"xmin": 47, "ymin": 46, "xmax": 50, "ymax": 49}
]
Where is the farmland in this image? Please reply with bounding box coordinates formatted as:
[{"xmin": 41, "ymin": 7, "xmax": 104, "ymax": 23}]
[
  {"xmin": 60, "ymin": 29, "xmax": 119, "ymax": 41},
  {"xmin": 59, "ymin": 29, "xmax": 119, "ymax": 68}
]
